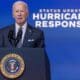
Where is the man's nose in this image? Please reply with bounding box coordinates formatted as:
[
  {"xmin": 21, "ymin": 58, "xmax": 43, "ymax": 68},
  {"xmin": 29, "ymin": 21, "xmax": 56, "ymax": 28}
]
[{"xmin": 18, "ymin": 12, "xmax": 22, "ymax": 16}]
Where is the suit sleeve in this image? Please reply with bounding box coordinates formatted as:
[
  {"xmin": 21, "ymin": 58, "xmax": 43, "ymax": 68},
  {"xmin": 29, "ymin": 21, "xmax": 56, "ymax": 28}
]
[
  {"xmin": 36, "ymin": 31, "xmax": 45, "ymax": 48},
  {"xmin": 0, "ymin": 29, "xmax": 4, "ymax": 47}
]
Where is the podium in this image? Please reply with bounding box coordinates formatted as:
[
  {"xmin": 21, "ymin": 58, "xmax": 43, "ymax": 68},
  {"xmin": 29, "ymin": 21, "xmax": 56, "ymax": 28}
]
[{"xmin": 0, "ymin": 48, "xmax": 50, "ymax": 80}]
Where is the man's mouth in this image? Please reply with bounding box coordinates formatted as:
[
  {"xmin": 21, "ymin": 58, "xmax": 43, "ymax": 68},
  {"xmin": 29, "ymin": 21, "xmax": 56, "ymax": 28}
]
[{"xmin": 17, "ymin": 18, "xmax": 23, "ymax": 19}]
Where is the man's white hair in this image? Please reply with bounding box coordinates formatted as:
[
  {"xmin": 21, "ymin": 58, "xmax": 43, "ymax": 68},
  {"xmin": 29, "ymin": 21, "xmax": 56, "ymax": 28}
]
[{"xmin": 12, "ymin": 1, "xmax": 28, "ymax": 9}]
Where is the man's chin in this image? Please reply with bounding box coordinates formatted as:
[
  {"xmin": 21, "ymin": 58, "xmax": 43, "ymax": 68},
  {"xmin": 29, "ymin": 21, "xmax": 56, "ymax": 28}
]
[{"xmin": 17, "ymin": 22, "xmax": 25, "ymax": 26}]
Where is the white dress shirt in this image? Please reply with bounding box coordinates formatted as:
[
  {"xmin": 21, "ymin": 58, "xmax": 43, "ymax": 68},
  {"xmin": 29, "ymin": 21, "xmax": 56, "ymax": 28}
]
[{"xmin": 15, "ymin": 22, "xmax": 27, "ymax": 47}]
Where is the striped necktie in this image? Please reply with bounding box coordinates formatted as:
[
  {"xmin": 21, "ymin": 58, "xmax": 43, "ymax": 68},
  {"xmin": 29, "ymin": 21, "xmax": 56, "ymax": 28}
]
[{"xmin": 15, "ymin": 28, "xmax": 22, "ymax": 47}]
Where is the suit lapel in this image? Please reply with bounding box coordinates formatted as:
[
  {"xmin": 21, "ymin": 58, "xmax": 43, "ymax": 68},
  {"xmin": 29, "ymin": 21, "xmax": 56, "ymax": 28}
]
[{"xmin": 22, "ymin": 24, "xmax": 33, "ymax": 47}]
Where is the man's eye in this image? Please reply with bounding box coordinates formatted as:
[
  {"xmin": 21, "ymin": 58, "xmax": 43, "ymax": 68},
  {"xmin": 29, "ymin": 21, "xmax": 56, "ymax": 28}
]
[
  {"xmin": 16, "ymin": 11, "xmax": 19, "ymax": 12},
  {"xmin": 21, "ymin": 10, "xmax": 24, "ymax": 12},
  {"xmin": 15, "ymin": 10, "xmax": 24, "ymax": 12}
]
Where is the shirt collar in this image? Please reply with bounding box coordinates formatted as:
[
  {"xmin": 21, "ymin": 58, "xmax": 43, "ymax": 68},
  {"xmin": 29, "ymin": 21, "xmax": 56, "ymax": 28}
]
[
  {"xmin": 15, "ymin": 22, "xmax": 27, "ymax": 30},
  {"xmin": 15, "ymin": 22, "xmax": 27, "ymax": 36}
]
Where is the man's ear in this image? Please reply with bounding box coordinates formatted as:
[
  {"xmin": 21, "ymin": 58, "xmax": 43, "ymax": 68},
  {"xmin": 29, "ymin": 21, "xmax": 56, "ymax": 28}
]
[
  {"xmin": 12, "ymin": 10, "xmax": 15, "ymax": 18},
  {"xmin": 26, "ymin": 9, "xmax": 29, "ymax": 18}
]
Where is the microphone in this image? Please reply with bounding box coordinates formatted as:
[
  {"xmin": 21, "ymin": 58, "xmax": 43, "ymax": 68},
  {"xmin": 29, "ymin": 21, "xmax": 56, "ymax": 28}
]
[
  {"xmin": 8, "ymin": 30, "xmax": 16, "ymax": 47},
  {"xmin": 8, "ymin": 29, "xmax": 22, "ymax": 47}
]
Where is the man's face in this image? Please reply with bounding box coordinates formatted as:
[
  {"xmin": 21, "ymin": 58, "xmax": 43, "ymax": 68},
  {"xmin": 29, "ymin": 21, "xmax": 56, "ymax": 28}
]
[{"xmin": 13, "ymin": 3, "xmax": 28, "ymax": 26}]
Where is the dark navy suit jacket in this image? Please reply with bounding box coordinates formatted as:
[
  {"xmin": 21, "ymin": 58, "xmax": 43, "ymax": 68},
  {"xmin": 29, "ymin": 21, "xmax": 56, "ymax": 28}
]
[{"xmin": 0, "ymin": 24, "xmax": 45, "ymax": 48}]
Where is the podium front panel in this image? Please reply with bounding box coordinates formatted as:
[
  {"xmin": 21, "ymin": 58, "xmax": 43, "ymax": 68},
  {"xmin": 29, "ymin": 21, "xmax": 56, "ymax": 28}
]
[{"xmin": 0, "ymin": 48, "xmax": 47, "ymax": 80}]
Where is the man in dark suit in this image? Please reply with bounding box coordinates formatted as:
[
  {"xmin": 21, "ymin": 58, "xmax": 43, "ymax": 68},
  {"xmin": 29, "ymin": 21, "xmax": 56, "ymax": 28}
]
[{"xmin": 0, "ymin": 1, "xmax": 45, "ymax": 48}]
